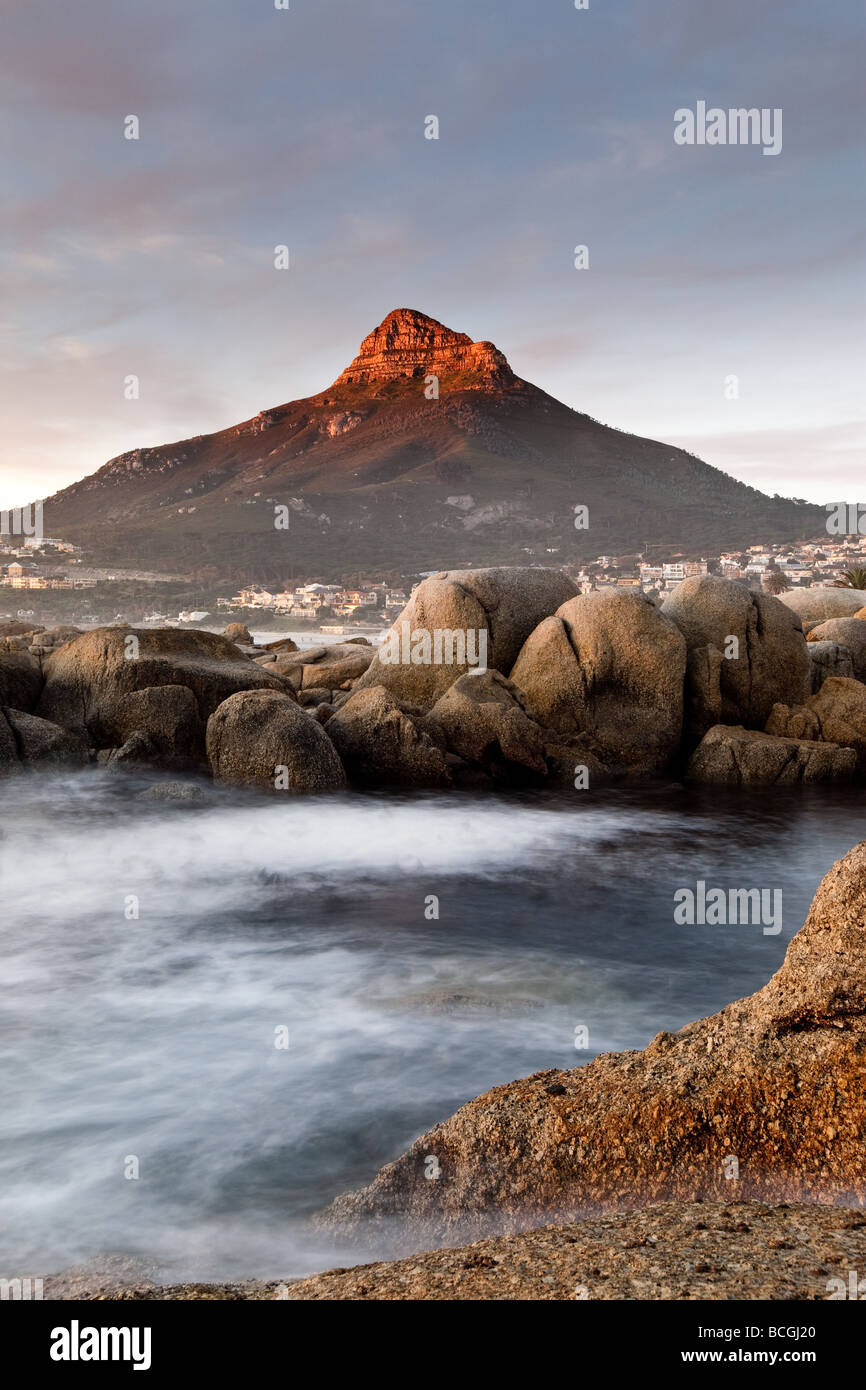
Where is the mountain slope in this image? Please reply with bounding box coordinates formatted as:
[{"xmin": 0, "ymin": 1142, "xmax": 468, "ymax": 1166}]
[{"xmin": 44, "ymin": 309, "xmax": 825, "ymax": 579}]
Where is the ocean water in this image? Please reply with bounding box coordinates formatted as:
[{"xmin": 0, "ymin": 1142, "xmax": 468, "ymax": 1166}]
[{"xmin": 1, "ymin": 772, "xmax": 864, "ymax": 1282}]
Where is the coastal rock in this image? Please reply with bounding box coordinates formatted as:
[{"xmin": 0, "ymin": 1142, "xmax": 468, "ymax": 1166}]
[
  {"xmin": 47, "ymin": 1201, "xmax": 866, "ymax": 1301},
  {"xmin": 780, "ymin": 587, "xmax": 866, "ymax": 623},
  {"xmin": 0, "ymin": 709, "xmax": 17, "ymax": 771},
  {"xmin": 97, "ymin": 731, "xmax": 160, "ymax": 769},
  {"xmin": 662, "ymin": 576, "xmax": 810, "ymax": 737},
  {"xmin": 257, "ymin": 637, "xmax": 300, "ymax": 654},
  {"xmin": 352, "ymin": 568, "xmax": 576, "ymax": 710},
  {"xmin": 427, "ymin": 670, "xmax": 547, "ymax": 777},
  {"xmin": 36, "ymin": 627, "xmax": 289, "ymax": 746},
  {"xmin": 105, "ymin": 685, "xmax": 203, "ymax": 768},
  {"xmin": 807, "ymin": 619, "xmax": 866, "ymax": 681},
  {"xmin": 25, "ymin": 626, "xmax": 82, "ymax": 667},
  {"xmin": 284, "ymin": 1203, "xmax": 866, "ymax": 1301},
  {"xmin": 509, "ymin": 590, "xmax": 686, "ymax": 775},
  {"xmin": 0, "ymin": 708, "xmax": 88, "ymax": 770},
  {"xmin": 541, "ymin": 741, "xmax": 610, "ymax": 788},
  {"xmin": 685, "ymin": 724, "xmax": 855, "ymax": 784},
  {"xmin": 766, "ymin": 677, "xmax": 866, "ymax": 773},
  {"xmin": 325, "ymin": 686, "xmax": 451, "ymax": 788},
  {"xmin": 206, "ymin": 688, "xmax": 347, "ymax": 793},
  {"xmin": 297, "ymin": 687, "xmax": 332, "ymax": 707},
  {"xmin": 299, "ymin": 644, "xmax": 374, "ymax": 689},
  {"xmin": 0, "ymin": 620, "xmax": 43, "ymax": 638},
  {"xmin": 222, "ymin": 622, "xmax": 253, "ymax": 645},
  {"xmin": 319, "ymin": 841, "xmax": 866, "ymax": 1244},
  {"xmin": 0, "ymin": 648, "xmax": 42, "ymax": 712},
  {"xmin": 808, "ymin": 640, "xmax": 855, "ymax": 692}
]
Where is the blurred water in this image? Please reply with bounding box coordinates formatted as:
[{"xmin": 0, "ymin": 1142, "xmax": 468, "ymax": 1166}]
[{"xmin": 0, "ymin": 772, "xmax": 864, "ymax": 1281}]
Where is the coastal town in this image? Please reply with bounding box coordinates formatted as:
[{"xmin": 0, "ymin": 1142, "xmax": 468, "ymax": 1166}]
[{"xmin": 3, "ymin": 522, "xmax": 866, "ymax": 627}]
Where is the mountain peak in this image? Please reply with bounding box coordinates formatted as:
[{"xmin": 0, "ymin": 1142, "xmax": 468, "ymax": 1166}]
[{"xmin": 333, "ymin": 308, "xmax": 515, "ymax": 388}]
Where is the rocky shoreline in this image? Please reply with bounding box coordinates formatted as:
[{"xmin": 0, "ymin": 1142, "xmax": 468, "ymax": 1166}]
[
  {"xmin": 38, "ymin": 834, "xmax": 866, "ymax": 1301},
  {"xmin": 2, "ymin": 570, "xmax": 866, "ymax": 788},
  {"xmin": 6, "ymin": 569, "xmax": 866, "ymax": 1300},
  {"xmin": 42, "ymin": 1202, "xmax": 866, "ymax": 1300}
]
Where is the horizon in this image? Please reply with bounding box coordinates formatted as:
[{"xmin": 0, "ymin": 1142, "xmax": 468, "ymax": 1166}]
[{"xmin": 2, "ymin": 0, "xmax": 864, "ymax": 510}]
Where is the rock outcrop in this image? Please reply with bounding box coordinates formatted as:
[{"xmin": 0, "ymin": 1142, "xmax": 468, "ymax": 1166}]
[
  {"xmin": 206, "ymin": 688, "xmax": 347, "ymax": 792},
  {"xmin": 0, "ymin": 648, "xmax": 42, "ymax": 712},
  {"xmin": 286, "ymin": 643, "xmax": 374, "ymax": 691},
  {"xmin": 7, "ymin": 708, "xmax": 88, "ymax": 768},
  {"xmin": 766, "ymin": 676, "xmax": 866, "ymax": 773},
  {"xmin": 353, "ymin": 568, "xmax": 576, "ymax": 710},
  {"xmin": 0, "ymin": 707, "xmax": 87, "ymax": 774},
  {"xmin": 807, "ymin": 619, "xmax": 866, "ymax": 681},
  {"xmin": 333, "ymin": 307, "xmax": 515, "ymax": 389},
  {"xmin": 36, "ymin": 627, "xmax": 288, "ymax": 752},
  {"xmin": 44, "ymin": 1202, "xmax": 866, "ymax": 1301},
  {"xmin": 510, "ymin": 590, "xmax": 686, "ymax": 775},
  {"xmin": 685, "ymin": 724, "xmax": 855, "ymax": 784},
  {"xmin": 780, "ymin": 587, "xmax": 866, "ymax": 623},
  {"xmin": 808, "ymin": 640, "xmax": 855, "ymax": 692},
  {"xmin": 320, "ymin": 841, "xmax": 866, "ymax": 1245},
  {"xmin": 325, "ymin": 687, "xmax": 451, "ymax": 788},
  {"xmin": 102, "ymin": 685, "xmax": 203, "ymax": 768},
  {"xmin": 426, "ymin": 670, "xmax": 548, "ymax": 777},
  {"xmin": 662, "ymin": 576, "xmax": 810, "ymax": 738}
]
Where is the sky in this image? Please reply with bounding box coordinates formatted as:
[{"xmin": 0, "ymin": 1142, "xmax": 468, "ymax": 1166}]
[{"xmin": 1, "ymin": 0, "xmax": 864, "ymax": 507}]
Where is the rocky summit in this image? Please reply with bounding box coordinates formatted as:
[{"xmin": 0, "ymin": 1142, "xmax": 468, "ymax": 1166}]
[{"xmin": 333, "ymin": 307, "xmax": 514, "ymax": 388}]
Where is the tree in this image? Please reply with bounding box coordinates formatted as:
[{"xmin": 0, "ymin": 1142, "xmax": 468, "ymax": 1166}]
[
  {"xmin": 763, "ymin": 571, "xmax": 790, "ymax": 595},
  {"xmin": 834, "ymin": 568, "xmax": 866, "ymax": 590}
]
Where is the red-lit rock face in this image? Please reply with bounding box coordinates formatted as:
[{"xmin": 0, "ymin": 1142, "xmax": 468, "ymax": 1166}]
[{"xmin": 333, "ymin": 308, "xmax": 515, "ymax": 388}]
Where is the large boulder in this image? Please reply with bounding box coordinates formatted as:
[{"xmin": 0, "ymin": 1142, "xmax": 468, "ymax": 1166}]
[
  {"xmin": 320, "ymin": 841, "xmax": 866, "ymax": 1244},
  {"xmin": 0, "ymin": 707, "xmax": 87, "ymax": 774},
  {"xmin": 509, "ymin": 591, "xmax": 686, "ymax": 775},
  {"xmin": 36, "ymin": 627, "xmax": 289, "ymax": 747},
  {"xmin": 662, "ymin": 576, "xmax": 810, "ymax": 738},
  {"xmin": 766, "ymin": 676, "xmax": 866, "ymax": 773},
  {"xmin": 222, "ymin": 622, "xmax": 252, "ymax": 645},
  {"xmin": 780, "ymin": 587, "xmax": 866, "ymax": 623},
  {"xmin": 808, "ymin": 640, "xmax": 854, "ymax": 693},
  {"xmin": 685, "ymin": 724, "xmax": 855, "ymax": 784},
  {"xmin": 102, "ymin": 685, "xmax": 203, "ymax": 768},
  {"xmin": 325, "ymin": 686, "xmax": 451, "ymax": 788},
  {"xmin": 0, "ymin": 648, "xmax": 42, "ymax": 712},
  {"xmin": 296, "ymin": 643, "xmax": 375, "ymax": 690},
  {"xmin": 27, "ymin": 625, "xmax": 81, "ymax": 660},
  {"xmin": 206, "ymin": 689, "xmax": 346, "ymax": 792},
  {"xmin": 807, "ymin": 619, "xmax": 866, "ymax": 681},
  {"xmin": 0, "ymin": 620, "xmax": 42, "ymax": 638},
  {"xmin": 427, "ymin": 671, "xmax": 547, "ymax": 777},
  {"xmin": 263, "ymin": 644, "xmax": 374, "ymax": 693},
  {"xmin": 352, "ymin": 568, "xmax": 577, "ymax": 710},
  {"xmin": 0, "ymin": 708, "xmax": 17, "ymax": 772}
]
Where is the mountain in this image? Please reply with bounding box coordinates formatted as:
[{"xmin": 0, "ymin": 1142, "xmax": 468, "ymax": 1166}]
[{"xmin": 44, "ymin": 308, "xmax": 825, "ymax": 581}]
